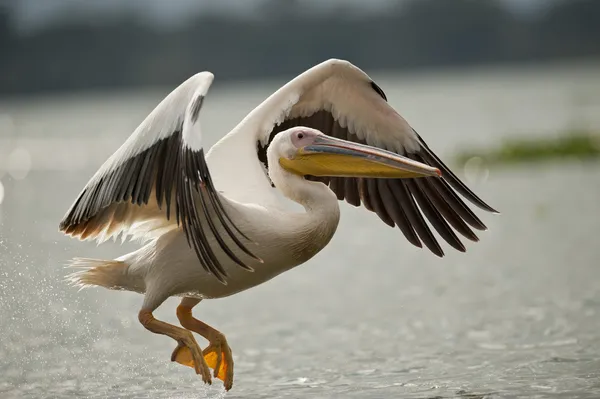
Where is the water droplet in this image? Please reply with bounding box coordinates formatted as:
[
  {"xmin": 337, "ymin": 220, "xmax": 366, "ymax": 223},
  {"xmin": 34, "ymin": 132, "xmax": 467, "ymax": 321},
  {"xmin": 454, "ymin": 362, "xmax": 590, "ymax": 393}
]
[
  {"xmin": 0, "ymin": 180, "xmax": 4, "ymax": 205},
  {"xmin": 8, "ymin": 148, "xmax": 32, "ymax": 180},
  {"xmin": 463, "ymin": 156, "xmax": 489, "ymax": 185}
]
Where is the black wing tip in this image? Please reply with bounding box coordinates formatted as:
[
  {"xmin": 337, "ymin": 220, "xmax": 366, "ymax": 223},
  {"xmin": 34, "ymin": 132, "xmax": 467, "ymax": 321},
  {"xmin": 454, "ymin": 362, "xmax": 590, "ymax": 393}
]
[
  {"xmin": 474, "ymin": 200, "xmax": 500, "ymax": 215},
  {"xmin": 432, "ymin": 248, "xmax": 445, "ymax": 258},
  {"xmin": 58, "ymin": 215, "xmax": 87, "ymax": 234},
  {"xmin": 398, "ymin": 229, "xmax": 422, "ymax": 247},
  {"xmin": 180, "ymin": 145, "xmax": 262, "ymax": 283},
  {"xmin": 467, "ymin": 234, "xmax": 480, "ymax": 243},
  {"xmin": 451, "ymin": 239, "xmax": 467, "ymax": 253},
  {"xmin": 370, "ymin": 81, "xmax": 388, "ymax": 101},
  {"xmin": 413, "ymin": 129, "xmax": 501, "ymax": 215},
  {"xmin": 189, "ymin": 95, "xmax": 205, "ymax": 124},
  {"xmin": 473, "ymin": 223, "xmax": 488, "ymax": 232},
  {"xmin": 424, "ymin": 239, "xmax": 445, "ymax": 258},
  {"xmin": 214, "ymin": 272, "xmax": 228, "ymax": 285},
  {"xmin": 233, "ymin": 259, "xmax": 256, "ymax": 272}
]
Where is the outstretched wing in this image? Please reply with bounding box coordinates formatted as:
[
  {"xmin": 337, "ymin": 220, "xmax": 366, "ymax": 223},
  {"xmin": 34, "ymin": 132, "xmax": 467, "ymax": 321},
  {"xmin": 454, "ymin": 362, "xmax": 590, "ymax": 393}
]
[
  {"xmin": 59, "ymin": 72, "xmax": 257, "ymax": 283},
  {"xmin": 231, "ymin": 59, "xmax": 497, "ymax": 257}
]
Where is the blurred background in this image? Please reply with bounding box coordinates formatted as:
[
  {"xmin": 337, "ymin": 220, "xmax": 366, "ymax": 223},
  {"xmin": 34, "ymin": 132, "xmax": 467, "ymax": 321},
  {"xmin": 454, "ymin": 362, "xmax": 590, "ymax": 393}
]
[
  {"xmin": 1, "ymin": 1, "xmax": 599, "ymax": 398},
  {"xmin": 2, "ymin": 0, "xmax": 600, "ymax": 95}
]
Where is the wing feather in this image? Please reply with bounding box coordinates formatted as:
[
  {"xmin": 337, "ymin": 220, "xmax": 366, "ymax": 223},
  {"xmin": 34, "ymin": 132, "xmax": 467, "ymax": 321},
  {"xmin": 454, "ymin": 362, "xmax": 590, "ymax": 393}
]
[
  {"xmin": 378, "ymin": 179, "xmax": 421, "ymax": 248},
  {"xmin": 60, "ymin": 72, "xmax": 257, "ymax": 283},
  {"xmin": 248, "ymin": 59, "xmax": 497, "ymax": 256}
]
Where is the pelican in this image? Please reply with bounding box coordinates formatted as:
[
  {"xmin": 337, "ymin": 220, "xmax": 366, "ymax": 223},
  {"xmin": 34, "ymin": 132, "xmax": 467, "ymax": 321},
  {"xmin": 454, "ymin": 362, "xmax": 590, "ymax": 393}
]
[{"xmin": 60, "ymin": 59, "xmax": 497, "ymax": 391}]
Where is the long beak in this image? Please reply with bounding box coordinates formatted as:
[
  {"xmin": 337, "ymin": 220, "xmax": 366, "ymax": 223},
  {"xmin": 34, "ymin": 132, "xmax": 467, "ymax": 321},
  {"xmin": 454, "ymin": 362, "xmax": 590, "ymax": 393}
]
[{"xmin": 279, "ymin": 135, "xmax": 441, "ymax": 179}]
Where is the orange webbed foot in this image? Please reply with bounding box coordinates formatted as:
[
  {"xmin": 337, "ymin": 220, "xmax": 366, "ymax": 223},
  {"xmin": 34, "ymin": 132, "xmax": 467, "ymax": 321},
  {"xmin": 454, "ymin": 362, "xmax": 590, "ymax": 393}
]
[{"xmin": 172, "ymin": 337, "xmax": 233, "ymax": 390}]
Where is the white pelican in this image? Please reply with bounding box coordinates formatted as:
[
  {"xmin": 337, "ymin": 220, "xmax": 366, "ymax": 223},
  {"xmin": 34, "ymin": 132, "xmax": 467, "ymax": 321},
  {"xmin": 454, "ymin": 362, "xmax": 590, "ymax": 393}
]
[{"xmin": 60, "ymin": 59, "xmax": 497, "ymax": 391}]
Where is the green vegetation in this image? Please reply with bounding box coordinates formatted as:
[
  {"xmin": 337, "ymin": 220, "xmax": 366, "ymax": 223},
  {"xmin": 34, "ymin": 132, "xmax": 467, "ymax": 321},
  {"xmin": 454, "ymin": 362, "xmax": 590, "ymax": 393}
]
[{"xmin": 455, "ymin": 130, "xmax": 600, "ymax": 166}]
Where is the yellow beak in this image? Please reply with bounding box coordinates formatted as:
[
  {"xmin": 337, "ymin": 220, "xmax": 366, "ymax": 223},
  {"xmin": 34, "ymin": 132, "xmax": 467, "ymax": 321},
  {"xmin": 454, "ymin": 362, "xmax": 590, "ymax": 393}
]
[{"xmin": 279, "ymin": 135, "xmax": 441, "ymax": 179}]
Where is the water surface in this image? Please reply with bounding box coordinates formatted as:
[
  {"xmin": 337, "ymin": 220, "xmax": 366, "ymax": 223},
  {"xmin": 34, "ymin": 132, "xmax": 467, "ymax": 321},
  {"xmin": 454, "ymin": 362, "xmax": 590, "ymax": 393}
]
[{"xmin": 1, "ymin": 62, "xmax": 599, "ymax": 398}]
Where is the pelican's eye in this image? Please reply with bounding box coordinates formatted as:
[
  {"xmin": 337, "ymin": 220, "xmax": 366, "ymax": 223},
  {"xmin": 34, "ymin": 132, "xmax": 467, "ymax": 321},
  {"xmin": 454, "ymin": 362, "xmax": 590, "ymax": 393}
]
[{"xmin": 291, "ymin": 129, "xmax": 318, "ymax": 148}]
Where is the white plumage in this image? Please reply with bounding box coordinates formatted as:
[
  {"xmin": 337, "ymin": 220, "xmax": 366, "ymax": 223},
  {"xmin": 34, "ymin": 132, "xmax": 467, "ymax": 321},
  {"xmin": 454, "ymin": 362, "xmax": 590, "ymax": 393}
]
[{"xmin": 60, "ymin": 59, "xmax": 497, "ymax": 391}]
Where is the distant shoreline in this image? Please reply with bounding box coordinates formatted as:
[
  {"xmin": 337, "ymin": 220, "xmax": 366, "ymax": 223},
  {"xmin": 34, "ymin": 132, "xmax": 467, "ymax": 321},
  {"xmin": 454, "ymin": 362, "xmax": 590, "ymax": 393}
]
[
  {"xmin": 2, "ymin": 57, "xmax": 600, "ymax": 103},
  {"xmin": 2, "ymin": 0, "xmax": 599, "ymax": 98},
  {"xmin": 455, "ymin": 130, "xmax": 600, "ymax": 167}
]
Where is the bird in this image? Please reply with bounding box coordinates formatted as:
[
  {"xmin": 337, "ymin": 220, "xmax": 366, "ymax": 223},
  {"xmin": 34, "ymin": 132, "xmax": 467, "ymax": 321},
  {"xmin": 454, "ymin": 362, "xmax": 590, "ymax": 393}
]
[{"xmin": 59, "ymin": 59, "xmax": 497, "ymax": 391}]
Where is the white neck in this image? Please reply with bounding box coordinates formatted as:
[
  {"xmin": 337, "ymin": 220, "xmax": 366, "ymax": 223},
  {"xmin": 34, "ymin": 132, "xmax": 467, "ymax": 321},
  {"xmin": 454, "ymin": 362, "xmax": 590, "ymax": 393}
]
[
  {"xmin": 265, "ymin": 156, "xmax": 341, "ymax": 261},
  {"xmin": 270, "ymin": 158, "xmax": 340, "ymax": 215}
]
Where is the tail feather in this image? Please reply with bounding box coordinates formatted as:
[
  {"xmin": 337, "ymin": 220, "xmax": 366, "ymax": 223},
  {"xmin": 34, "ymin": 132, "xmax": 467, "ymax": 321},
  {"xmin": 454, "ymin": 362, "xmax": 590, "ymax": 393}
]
[{"xmin": 66, "ymin": 257, "xmax": 129, "ymax": 290}]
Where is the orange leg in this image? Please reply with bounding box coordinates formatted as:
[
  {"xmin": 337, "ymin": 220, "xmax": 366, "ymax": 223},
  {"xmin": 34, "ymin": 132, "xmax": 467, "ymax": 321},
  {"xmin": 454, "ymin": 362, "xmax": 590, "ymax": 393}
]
[
  {"xmin": 138, "ymin": 309, "xmax": 212, "ymax": 385},
  {"xmin": 171, "ymin": 297, "xmax": 234, "ymax": 391}
]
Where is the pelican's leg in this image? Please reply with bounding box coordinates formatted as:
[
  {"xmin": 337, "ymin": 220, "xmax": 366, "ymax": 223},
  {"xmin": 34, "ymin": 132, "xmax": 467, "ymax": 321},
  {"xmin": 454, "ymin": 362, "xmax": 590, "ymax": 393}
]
[
  {"xmin": 138, "ymin": 308, "xmax": 212, "ymax": 385},
  {"xmin": 171, "ymin": 297, "xmax": 235, "ymax": 391}
]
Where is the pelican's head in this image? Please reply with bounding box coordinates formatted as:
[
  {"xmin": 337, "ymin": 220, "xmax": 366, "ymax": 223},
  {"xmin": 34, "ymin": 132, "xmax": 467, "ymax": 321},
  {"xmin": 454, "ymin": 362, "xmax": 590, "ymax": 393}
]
[{"xmin": 274, "ymin": 127, "xmax": 441, "ymax": 179}]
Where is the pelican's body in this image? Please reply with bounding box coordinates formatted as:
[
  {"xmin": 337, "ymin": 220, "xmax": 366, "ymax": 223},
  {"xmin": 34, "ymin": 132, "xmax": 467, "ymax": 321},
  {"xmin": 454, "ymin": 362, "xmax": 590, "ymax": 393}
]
[
  {"xmin": 60, "ymin": 59, "xmax": 497, "ymax": 391},
  {"xmin": 118, "ymin": 163, "xmax": 340, "ymax": 301}
]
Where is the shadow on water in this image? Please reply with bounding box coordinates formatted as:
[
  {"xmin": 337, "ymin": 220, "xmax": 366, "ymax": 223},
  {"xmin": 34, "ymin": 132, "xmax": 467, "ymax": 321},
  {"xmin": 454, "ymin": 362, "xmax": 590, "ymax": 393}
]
[{"xmin": 426, "ymin": 390, "xmax": 494, "ymax": 399}]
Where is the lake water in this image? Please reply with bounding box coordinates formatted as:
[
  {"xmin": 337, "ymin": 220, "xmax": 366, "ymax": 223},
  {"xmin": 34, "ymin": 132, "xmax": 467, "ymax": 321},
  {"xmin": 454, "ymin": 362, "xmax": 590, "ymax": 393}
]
[{"xmin": 1, "ymin": 61, "xmax": 600, "ymax": 398}]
